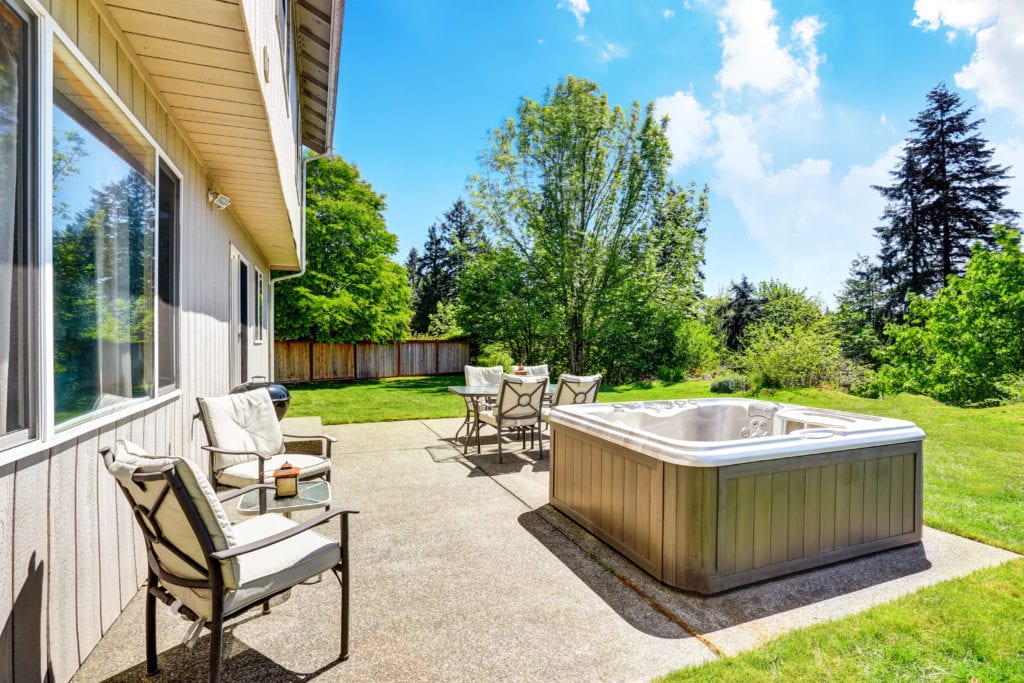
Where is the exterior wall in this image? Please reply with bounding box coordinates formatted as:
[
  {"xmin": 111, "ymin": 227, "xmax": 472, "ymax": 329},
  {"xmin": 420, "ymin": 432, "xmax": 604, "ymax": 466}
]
[{"xmin": 0, "ymin": 1, "xmax": 287, "ymax": 680}]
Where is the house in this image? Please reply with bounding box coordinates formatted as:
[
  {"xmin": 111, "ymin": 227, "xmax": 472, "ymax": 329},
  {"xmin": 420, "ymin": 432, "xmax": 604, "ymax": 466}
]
[{"xmin": 0, "ymin": 0, "xmax": 343, "ymax": 679}]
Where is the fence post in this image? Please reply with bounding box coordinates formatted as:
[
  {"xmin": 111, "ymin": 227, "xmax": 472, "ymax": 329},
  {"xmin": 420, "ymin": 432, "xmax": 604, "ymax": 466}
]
[
  {"xmin": 434, "ymin": 342, "xmax": 440, "ymax": 376},
  {"xmin": 397, "ymin": 342, "xmax": 402, "ymax": 377},
  {"xmin": 308, "ymin": 340, "xmax": 314, "ymax": 382}
]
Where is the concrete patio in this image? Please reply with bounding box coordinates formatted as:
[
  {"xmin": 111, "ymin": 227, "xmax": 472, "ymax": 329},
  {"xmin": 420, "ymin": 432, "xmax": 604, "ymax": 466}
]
[{"xmin": 73, "ymin": 417, "xmax": 1020, "ymax": 682}]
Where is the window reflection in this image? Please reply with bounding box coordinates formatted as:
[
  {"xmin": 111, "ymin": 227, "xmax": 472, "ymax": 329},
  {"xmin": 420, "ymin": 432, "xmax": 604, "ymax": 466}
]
[
  {"xmin": 52, "ymin": 48, "xmax": 155, "ymax": 424},
  {"xmin": 0, "ymin": 1, "xmax": 33, "ymax": 444}
]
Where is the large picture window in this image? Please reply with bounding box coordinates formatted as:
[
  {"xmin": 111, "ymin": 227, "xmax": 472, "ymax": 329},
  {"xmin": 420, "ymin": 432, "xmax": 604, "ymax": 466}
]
[
  {"xmin": 0, "ymin": 0, "xmax": 34, "ymax": 447},
  {"xmin": 52, "ymin": 43, "xmax": 156, "ymax": 425}
]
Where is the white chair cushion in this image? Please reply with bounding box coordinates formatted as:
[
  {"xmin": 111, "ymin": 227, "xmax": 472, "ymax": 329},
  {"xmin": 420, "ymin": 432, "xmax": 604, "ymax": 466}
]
[
  {"xmin": 464, "ymin": 365, "xmax": 503, "ymax": 386},
  {"xmin": 225, "ymin": 513, "xmax": 341, "ymax": 615},
  {"xmin": 173, "ymin": 513, "xmax": 340, "ymax": 620},
  {"xmin": 216, "ymin": 453, "xmax": 331, "ymax": 489},
  {"xmin": 478, "ymin": 410, "xmax": 539, "ymax": 429},
  {"xmin": 524, "ymin": 364, "xmax": 549, "ymax": 376},
  {"xmin": 105, "ymin": 440, "xmax": 240, "ymax": 591},
  {"xmin": 197, "ymin": 390, "xmax": 285, "ymax": 470}
]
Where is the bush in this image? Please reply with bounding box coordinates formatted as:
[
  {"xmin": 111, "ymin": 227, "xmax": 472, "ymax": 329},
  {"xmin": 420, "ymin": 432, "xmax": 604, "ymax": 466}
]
[
  {"xmin": 475, "ymin": 342, "xmax": 514, "ymax": 371},
  {"xmin": 737, "ymin": 321, "xmax": 860, "ymax": 391},
  {"xmin": 673, "ymin": 319, "xmax": 722, "ymax": 375},
  {"xmin": 710, "ymin": 376, "xmax": 750, "ymax": 393},
  {"xmin": 657, "ymin": 366, "xmax": 686, "ymax": 383}
]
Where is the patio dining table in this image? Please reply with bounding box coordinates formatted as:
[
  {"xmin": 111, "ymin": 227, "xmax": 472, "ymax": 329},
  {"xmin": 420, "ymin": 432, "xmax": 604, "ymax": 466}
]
[{"xmin": 448, "ymin": 383, "xmax": 556, "ymax": 454}]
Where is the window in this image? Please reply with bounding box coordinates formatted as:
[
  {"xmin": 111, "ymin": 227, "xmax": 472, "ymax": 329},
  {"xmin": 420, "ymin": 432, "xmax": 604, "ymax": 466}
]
[
  {"xmin": 52, "ymin": 43, "xmax": 156, "ymax": 425},
  {"xmin": 254, "ymin": 269, "xmax": 265, "ymax": 343},
  {"xmin": 0, "ymin": 0, "xmax": 35, "ymax": 448},
  {"xmin": 157, "ymin": 162, "xmax": 179, "ymax": 390}
]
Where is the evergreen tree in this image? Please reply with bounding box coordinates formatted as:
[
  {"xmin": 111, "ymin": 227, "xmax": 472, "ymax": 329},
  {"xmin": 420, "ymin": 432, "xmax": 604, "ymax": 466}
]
[
  {"xmin": 409, "ymin": 198, "xmax": 486, "ymax": 334},
  {"xmin": 716, "ymin": 276, "xmax": 763, "ymax": 351},
  {"xmin": 834, "ymin": 255, "xmax": 888, "ymax": 365},
  {"xmin": 872, "ymin": 83, "xmax": 1017, "ymax": 315}
]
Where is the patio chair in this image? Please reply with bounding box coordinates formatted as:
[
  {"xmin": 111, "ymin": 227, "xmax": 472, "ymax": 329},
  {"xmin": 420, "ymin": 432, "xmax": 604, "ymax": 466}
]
[
  {"xmin": 456, "ymin": 365, "xmax": 504, "ymax": 446},
  {"xmin": 196, "ymin": 389, "xmax": 336, "ymax": 514},
  {"xmin": 477, "ymin": 374, "xmax": 548, "ymax": 463},
  {"xmin": 549, "ymin": 373, "xmax": 603, "ymax": 407},
  {"xmin": 102, "ymin": 439, "xmax": 357, "ymax": 682},
  {"xmin": 524, "ymin": 364, "xmax": 549, "ymax": 377}
]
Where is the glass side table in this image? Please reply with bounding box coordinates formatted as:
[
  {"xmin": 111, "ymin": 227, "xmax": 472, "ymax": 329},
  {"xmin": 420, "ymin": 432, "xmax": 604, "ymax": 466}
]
[{"xmin": 237, "ymin": 479, "xmax": 331, "ymax": 517}]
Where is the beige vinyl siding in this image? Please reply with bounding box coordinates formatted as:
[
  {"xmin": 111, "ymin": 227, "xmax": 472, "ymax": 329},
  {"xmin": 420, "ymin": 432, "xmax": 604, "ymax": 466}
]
[{"xmin": 0, "ymin": 0, "xmax": 285, "ymax": 679}]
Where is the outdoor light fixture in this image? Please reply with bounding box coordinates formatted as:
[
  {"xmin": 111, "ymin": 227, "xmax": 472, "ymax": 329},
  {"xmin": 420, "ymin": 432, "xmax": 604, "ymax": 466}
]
[{"xmin": 207, "ymin": 190, "xmax": 231, "ymax": 209}]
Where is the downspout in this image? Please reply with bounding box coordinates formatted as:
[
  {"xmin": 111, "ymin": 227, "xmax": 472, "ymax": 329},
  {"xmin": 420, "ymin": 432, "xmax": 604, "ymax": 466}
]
[{"xmin": 270, "ymin": 151, "xmax": 332, "ymax": 379}]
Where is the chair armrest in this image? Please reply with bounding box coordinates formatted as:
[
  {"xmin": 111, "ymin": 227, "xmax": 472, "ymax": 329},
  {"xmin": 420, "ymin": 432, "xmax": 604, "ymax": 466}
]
[
  {"xmin": 217, "ymin": 484, "xmax": 274, "ymax": 502},
  {"xmin": 201, "ymin": 445, "xmax": 270, "ymax": 459},
  {"xmin": 282, "ymin": 433, "xmax": 337, "ymax": 443},
  {"xmin": 211, "ymin": 509, "xmax": 359, "ymax": 560}
]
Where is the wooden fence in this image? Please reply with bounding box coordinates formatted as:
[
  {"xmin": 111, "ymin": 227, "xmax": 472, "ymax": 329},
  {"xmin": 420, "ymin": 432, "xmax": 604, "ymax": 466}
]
[{"xmin": 274, "ymin": 340, "xmax": 471, "ymax": 382}]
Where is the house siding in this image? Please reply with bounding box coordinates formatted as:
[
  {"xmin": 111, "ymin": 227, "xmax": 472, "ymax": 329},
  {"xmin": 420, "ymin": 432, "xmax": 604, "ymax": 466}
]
[{"xmin": 0, "ymin": 1, "xmax": 290, "ymax": 679}]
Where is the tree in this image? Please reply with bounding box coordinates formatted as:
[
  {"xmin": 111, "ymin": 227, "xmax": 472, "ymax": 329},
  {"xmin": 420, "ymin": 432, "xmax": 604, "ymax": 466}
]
[
  {"xmin": 408, "ymin": 198, "xmax": 486, "ymax": 333},
  {"xmin": 872, "ymin": 83, "xmax": 1017, "ymax": 315},
  {"xmin": 274, "ymin": 156, "xmax": 411, "ymax": 343},
  {"xmin": 472, "ymin": 76, "xmax": 675, "ymax": 373},
  {"xmin": 716, "ymin": 276, "xmax": 763, "ymax": 351},
  {"xmin": 877, "ymin": 226, "xmax": 1024, "ymax": 406},
  {"xmin": 834, "ymin": 254, "xmax": 888, "ymax": 366}
]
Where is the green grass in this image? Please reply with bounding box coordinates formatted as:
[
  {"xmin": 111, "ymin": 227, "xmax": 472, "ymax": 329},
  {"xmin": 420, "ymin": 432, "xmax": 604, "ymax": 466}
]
[
  {"xmin": 289, "ymin": 376, "xmax": 1024, "ymax": 680},
  {"xmin": 660, "ymin": 559, "xmax": 1024, "ymax": 682}
]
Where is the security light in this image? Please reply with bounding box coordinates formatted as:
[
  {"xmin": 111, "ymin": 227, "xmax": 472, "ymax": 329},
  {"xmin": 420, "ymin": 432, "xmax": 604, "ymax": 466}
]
[{"xmin": 207, "ymin": 190, "xmax": 231, "ymax": 209}]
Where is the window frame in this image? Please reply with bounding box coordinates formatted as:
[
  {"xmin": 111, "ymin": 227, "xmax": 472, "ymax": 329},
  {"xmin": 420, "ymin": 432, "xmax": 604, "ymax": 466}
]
[
  {"xmin": 254, "ymin": 268, "xmax": 265, "ymax": 344},
  {"xmin": 156, "ymin": 157, "xmax": 182, "ymax": 394},
  {"xmin": 0, "ymin": 0, "xmax": 37, "ymax": 452}
]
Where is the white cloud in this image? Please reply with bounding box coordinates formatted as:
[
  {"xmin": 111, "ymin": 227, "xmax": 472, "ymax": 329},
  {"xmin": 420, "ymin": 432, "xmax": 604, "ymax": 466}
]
[
  {"xmin": 880, "ymin": 113, "xmax": 887, "ymax": 125},
  {"xmin": 558, "ymin": 0, "xmax": 590, "ymax": 28},
  {"xmin": 913, "ymin": 0, "xmax": 1024, "ymax": 120},
  {"xmin": 654, "ymin": 91, "xmax": 713, "ymax": 171},
  {"xmin": 716, "ymin": 0, "xmax": 824, "ymax": 104},
  {"xmin": 537, "ymin": 38, "xmax": 545, "ymax": 45},
  {"xmin": 711, "ymin": 113, "xmax": 901, "ymax": 298},
  {"xmin": 664, "ymin": 9, "xmax": 676, "ymax": 19},
  {"xmin": 601, "ymin": 42, "xmax": 629, "ymax": 61}
]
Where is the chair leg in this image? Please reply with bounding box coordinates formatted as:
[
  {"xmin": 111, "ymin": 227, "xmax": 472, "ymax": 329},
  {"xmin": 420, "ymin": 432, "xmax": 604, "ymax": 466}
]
[
  {"xmin": 497, "ymin": 425, "xmax": 504, "ymax": 464},
  {"xmin": 340, "ymin": 514, "xmax": 351, "ymax": 660},
  {"xmin": 145, "ymin": 578, "xmax": 159, "ymax": 676},
  {"xmin": 209, "ymin": 615, "xmax": 223, "ymax": 683}
]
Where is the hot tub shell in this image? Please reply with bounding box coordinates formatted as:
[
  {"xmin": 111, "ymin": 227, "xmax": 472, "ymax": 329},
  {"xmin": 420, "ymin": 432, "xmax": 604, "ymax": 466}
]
[{"xmin": 545, "ymin": 399, "xmax": 925, "ymax": 594}]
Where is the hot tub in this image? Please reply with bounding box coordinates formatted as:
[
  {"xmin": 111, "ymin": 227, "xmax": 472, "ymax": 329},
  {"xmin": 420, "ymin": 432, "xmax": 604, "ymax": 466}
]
[{"xmin": 544, "ymin": 398, "xmax": 925, "ymax": 594}]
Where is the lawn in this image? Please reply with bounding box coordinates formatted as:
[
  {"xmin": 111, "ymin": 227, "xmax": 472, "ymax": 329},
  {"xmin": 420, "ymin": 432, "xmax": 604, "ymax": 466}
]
[{"xmin": 288, "ymin": 376, "xmax": 1024, "ymax": 679}]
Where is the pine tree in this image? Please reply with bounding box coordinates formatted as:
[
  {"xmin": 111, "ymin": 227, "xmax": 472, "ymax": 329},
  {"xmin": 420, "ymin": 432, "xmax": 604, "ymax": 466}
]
[
  {"xmin": 872, "ymin": 83, "xmax": 1017, "ymax": 316},
  {"xmin": 409, "ymin": 199, "xmax": 487, "ymax": 333},
  {"xmin": 716, "ymin": 276, "xmax": 763, "ymax": 351}
]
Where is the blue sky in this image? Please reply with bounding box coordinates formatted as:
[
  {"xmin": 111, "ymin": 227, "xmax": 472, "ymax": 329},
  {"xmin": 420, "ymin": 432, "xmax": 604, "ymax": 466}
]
[{"xmin": 334, "ymin": 0, "xmax": 1024, "ymax": 304}]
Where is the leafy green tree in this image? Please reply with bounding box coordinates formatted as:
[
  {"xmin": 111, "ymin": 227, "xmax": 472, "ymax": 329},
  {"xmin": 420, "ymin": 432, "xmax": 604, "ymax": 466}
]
[
  {"xmin": 473, "ymin": 76, "xmax": 675, "ymax": 374},
  {"xmin": 456, "ymin": 246, "xmax": 554, "ymax": 364},
  {"xmin": 876, "ymin": 226, "xmax": 1024, "ymax": 406},
  {"xmin": 873, "ymin": 83, "xmax": 1017, "ymax": 315},
  {"xmin": 275, "ymin": 156, "xmax": 411, "ymax": 342}
]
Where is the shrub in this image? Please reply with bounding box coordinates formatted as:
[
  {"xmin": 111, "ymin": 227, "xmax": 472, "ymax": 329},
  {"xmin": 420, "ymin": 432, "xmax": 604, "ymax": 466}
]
[
  {"xmin": 673, "ymin": 319, "xmax": 722, "ymax": 375},
  {"xmin": 710, "ymin": 376, "xmax": 750, "ymax": 393},
  {"xmin": 737, "ymin": 321, "xmax": 859, "ymax": 391},
  {"xmin": 657, "ymin": 366, "xmax": 686, "ymax": 383},
  {"xmin": 475, "ymin": 342, "xmax": 514, "ymax": 371}
]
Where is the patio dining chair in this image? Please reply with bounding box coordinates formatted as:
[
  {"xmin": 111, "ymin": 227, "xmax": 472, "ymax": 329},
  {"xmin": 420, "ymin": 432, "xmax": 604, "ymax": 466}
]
[
  {"xmin": 549, "ymin": 373, "xmax": 603, "ymax": 407},
  {"xmin": 102, "ymin": 439, "xmax": 357, "ymax": 682},
  {"xmin": 523, "ymin": 364, "xmax": 549, "ymax": 377},
  {"xmin": 456, "ymin": 365, "xmax": 504, "ymax": 445},
  {"xmin": 477, "ymin": 374, "xmax": 548, "ymax": 463},
  {"xmin": 196, "ymin": 389, "xmax": 336, "ymax": 514}
]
